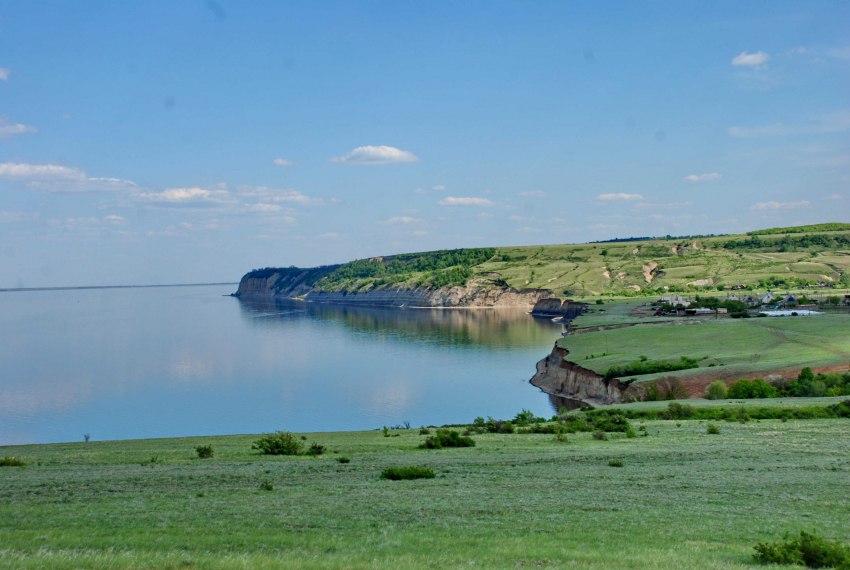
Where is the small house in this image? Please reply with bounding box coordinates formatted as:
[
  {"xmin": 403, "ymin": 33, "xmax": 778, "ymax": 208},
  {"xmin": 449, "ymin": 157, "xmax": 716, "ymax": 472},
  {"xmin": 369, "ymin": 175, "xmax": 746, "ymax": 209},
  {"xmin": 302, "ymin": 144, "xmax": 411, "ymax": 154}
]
[
  {"xmin": 725, "ymin": 293, "xmax": 740, "ymax": 301},
  {"xmin": 760, "ymin": 292, "xmax": 776, "ymax": 305}
]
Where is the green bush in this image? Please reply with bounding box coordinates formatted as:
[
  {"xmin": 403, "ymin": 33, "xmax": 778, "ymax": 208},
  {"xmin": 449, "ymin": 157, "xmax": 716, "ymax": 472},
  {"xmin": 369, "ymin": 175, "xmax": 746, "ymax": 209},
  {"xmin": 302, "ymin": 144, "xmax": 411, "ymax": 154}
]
[
  {"xmin": 605, "ymin": 357, "xmax": 700, "ymax": 381},
  {"xmin": 419, "ymin": 427, "xmax": 431, "ymax": 435},
  {"xmin": 592, "ymin": 431, "xmax": 607, "ymax": 440},
  {"xmin": 643, "ymin": 376, "xmax": 689, "ymax": 401},
  {"xmin": 252, "ymin": 431, "xmax": 303, "ymax": 456},
  {"xmin": 0, "ymin": 457, "xmax": 26, "ymax": 467},
  {"xmin": 728, "ymin": 378, "xmax": 778, "ymax": 399},
  {"xmin": 381, "ymin": 466, "xmax": 436, "ymax": 480},
  {"xmin": 420, "ymin": 429, "xmax": 476, "ymax": 449},
  {"xmin": 706, "ymin": 381, "xmax": 728, "ymax": 400},
  {"xmin": 195, "ymin": 445, "xmax": 214, "ymax": 459},
  {"xmin": 753, "ymin": 531, "xmax": 850, "ymax": 568},
  {"xmin": 305, "ymin": 442, "xmax": 325, "ymax": 456},
  {"xmin": 259, "ymin": 480, "xmax": 274, "ymax": 491},
  {"xmin": 706, "ymin": 423, "xmax": 720, "ymax": 435},
  {"xmin": 608, "ymin": 459, "xmax": 624, "ymax": 467},
  {"xmin": 336, "ymin": 456, "xmax": 350, "ymax": 464}
]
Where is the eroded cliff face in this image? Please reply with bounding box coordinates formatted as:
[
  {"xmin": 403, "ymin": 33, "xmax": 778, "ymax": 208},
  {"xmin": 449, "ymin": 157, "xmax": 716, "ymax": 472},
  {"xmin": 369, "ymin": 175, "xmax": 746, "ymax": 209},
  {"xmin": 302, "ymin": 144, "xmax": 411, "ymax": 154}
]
[
  {"xmin": 529, "ymin": 343, "xmax": 630, "ymax": 406},
  {"xmin": 236, "ymin": 273, "xmax": 553, "ymax": 308},
  {"xmin": 530, "ymin": 298, "xmax": 587, "ymax": 319}
]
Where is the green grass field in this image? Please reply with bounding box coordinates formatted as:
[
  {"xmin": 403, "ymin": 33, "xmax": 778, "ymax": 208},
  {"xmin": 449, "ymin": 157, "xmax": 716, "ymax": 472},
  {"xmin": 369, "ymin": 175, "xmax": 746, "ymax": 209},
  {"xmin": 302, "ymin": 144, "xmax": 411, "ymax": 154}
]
[
  {"xmin": 558, "ymin": 307, "xmax": 850, "ymax": 382},
  {"xmin": 2, "ymin": 401, "xmax": 849, "ymax": 569}
]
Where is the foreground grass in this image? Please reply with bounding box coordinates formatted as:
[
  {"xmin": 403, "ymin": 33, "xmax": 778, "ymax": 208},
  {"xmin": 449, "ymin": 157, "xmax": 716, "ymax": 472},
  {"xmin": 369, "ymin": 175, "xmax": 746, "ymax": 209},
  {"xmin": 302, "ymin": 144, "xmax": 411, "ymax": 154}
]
[{"xmin": 1, "ymin": 416, "xmax": 849, "ymax": 569}]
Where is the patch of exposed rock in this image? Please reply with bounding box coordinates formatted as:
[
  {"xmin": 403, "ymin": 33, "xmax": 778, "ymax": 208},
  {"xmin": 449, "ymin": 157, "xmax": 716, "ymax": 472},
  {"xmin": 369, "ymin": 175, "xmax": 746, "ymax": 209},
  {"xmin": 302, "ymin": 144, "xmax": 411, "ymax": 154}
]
[{"xmin": 529, "ymin": 343, "xmax": 632, "ymax": 406}]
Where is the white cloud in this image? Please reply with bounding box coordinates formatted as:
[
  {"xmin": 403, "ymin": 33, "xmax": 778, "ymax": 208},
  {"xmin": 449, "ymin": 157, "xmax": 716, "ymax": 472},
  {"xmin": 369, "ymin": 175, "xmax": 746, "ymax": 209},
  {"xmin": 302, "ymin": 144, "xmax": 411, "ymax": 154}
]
[
  {"xmin": 383, "ymin": 216, "xmax": 421, "ymax": 224},
  {"xmin": 729, "ymin": 110, "xmax": 850, "ymax": 138},
  {"xmin": 683, "ymin": 173, "xmax": 722, "ymax": 182},
  {"xmin": 438, "ymin": 196, "xmax": 494, "ymax": 206},
  {"xmin": 477, "ymin": 212, "xmax": 493, "ymax": 219},
  {"xmin": 248, "ymin": 203, "xmax": 282, "ymax": 213},
  {"xmin": 146, "ymin": 226, "xmax": 186, "ymax": 237},
  {"xmin": 788, "ymin": 46, "xmax": 808, "ymax": 55},
  {"xmin": 103, "ymin": 215, "xmax": 126, "ymax": 225},
  {"xmin": 237, "ymin": 185, "xmax": 319, "ymax": 204},
  {"xmin": 0, "ymin": 163, "xmax": 85, "ymax": 180},
  {"xmin": 331, "ymin": 145, "xmax": 419, "ymax": 165},
  {"xmin": 413, "ymin": 188, "xmax": 428, "ymax": 194},
  {"xmin": 273, "ymin": 158, "xmax": 299, "ymax": 167},
  {"xmin": 0, "ymin": 162, "xmax": 138, "ymax": 192},
  {"xmin": 826, "ymin": 194, "xmax": 843, "ymax": 200},
  {"xmin": 634, "ymin": 201, "xmax": 693, "ymax": 210},
  {"xmin": 0, "ymin": 116, "xmax": 37, "ymax": 139},
  {"xmin": 749, "ymin": 200, "xmax": 811, "ymax": 211},
  {"xmin": 509, "ymin": 215, "xmax": 526, "ymax": 221},
  {"xmin": 518, "ymin": 191, "xmax": 548, "ymax": 197},
  {"xmin": 520, "ymin": 227, "xmax": 543, "ymax": 233},
  {"xmin": 596, "ymin": 193, "xmax": 643, "ymax": 201},
  {"xmin": 731, "ymin": 51, "xmax": 770, "ymax": 67},
  {"xmin": 413, "ymin": 230, "xmax": 428, "ymax": 236},
  {"xmin": 137, "ymin": 187, "xmax": 229, "ymax": 204},
  {"xmin": 319, "ymin": 232, "xmax": 338, "ymax": 238},
  {"xmin": 0, "ymin": 68, "xmax": 11, "ymax": 80},
  {"xmin": 432, "ymin": 185, "xmax": 446, "ymax": 191}
]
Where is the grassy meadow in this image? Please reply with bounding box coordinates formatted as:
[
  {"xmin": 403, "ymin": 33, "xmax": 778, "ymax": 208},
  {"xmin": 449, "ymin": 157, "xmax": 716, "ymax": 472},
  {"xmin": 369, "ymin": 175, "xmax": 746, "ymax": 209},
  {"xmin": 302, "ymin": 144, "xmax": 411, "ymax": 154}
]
[
  {"xmin": 558, "ymin": 303, "xmax": 850, "ymax": 383},
  {"xmin": 2, "ymin": 398, "xmax": 850, "ymax": 569}
]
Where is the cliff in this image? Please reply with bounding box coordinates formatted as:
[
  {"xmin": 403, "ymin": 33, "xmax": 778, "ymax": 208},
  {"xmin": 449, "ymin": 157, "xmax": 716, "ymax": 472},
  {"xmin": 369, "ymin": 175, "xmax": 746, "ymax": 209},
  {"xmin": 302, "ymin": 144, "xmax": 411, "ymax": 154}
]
[
  {"xmin": 529, "ymin": 343, "xmax": 631, "ymax": 406},
  {"xmin": 235, "ymin": 269, "xmax": 553, "ymax": 309},
  {"xmin": 530, "ymin": 298, "xmax": 588, "ymax": 319}
]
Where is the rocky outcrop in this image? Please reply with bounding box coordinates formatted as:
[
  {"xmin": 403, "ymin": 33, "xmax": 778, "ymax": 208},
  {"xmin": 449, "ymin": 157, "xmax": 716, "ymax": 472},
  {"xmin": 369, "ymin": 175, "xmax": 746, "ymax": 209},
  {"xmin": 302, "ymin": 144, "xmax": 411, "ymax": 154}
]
[
  {"xmin": 529, "ymin": 343, "xmax": 630, "ymax": 406},
  {"xmin": 530, "ymin": 298, "xmax": 587, "ymax": 319},
  {"xmin": 235, "ymin": 270, "xmax": 553, "ymax": 309}
]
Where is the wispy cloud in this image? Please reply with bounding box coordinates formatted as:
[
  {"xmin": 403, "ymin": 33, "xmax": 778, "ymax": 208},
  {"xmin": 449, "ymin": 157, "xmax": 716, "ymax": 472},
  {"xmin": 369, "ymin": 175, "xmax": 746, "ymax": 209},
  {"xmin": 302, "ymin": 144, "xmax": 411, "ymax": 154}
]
[
  {"xmin": 596, "ymin": 193, "xmax": 643, "ymax": 201},
  {"xmin": 237, "ymin": 185, "xmax": 321, "ymax": 205},
  {"xmin": 634, "ymin": 202, "xmax": 693, "ymax": 210},
  {"xmin": 319, "ymin": 232, "xmax": 338, "ymax": 238},
  {"xmin": 729, "ymin": 110, "xmax": 850, "ymax": 138},
  {"xmin": 247, "ymin": 203, "xmax": 283, "ymax": 213},
  {"xmin": 0, "ymin": 116, "xmax": 37, "ymax": 139},
  {"xmin": 0, "ymin": 68, "xmax": 11, "ymax": 81},
  {"xmin": 683, "ymin": 173, "xmax": 721, "ymax": 182},
  {"xmin": 731, "ymin": 51, "xmax": 770, "ymax": 67},
  {"xmin": 477, "ymin": 212, "xmax": 493, "ymax": 219},
  {"xmin": 0, "ymin": 210, "xmax": 39, "ymax": 223},
  {"xmin": 383, "ymin": 216, "xmax": 421, "ymax": 224},
  {"xmin": 0, "ymin": 162, "xmax": 137, "ymax": 192},
  {"xmin": 413, "ymin": 230, "xmax": 428, "ymax": 236},
  {"xmin": 826, "ymin": 194, "xmax": 842, "ymax": 200},
  {"xmin": 826, "ymin": 46, "xmax": 850, "ymax": 61},
  {"xmin": 519, "ymin": 191, "xmax": 548, "ymax": 197},
  {"xmin": 273, "ymin": 158, "xmax": 299, "ymax": 167},
  {"xmin": 438, "ymin": 197, "xmax": 494, "ymax": 206},
  {"xmin": 432, "ymin": 185, "xmax": 446, "ymax": 191},
  {"xmin": 509, "ymin": 215, "xmax": 526, "ymax": 221},
  {"xmin": 136, "ymin": 187, "xmax": 229, "ymax": 205},
  {"xmin": 331, "ymin": 145, "xmax": 419, "ymax": 165},
  {"xmin": 749, "ymin": 200, "xmax": 811, "ymax": 211}
]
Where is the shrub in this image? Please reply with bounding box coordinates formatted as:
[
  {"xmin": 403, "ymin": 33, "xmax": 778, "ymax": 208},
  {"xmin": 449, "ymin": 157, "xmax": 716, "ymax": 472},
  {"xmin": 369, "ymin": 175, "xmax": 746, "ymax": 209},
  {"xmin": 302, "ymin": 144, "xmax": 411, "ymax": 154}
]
[
  {"xmin": 259, "ymin": 480, "xmax": 274, "ymax": 491},
  {"xmin": 419, "ymin": 428, "xmax": 431, "ymax": 435},
  {"xmin": 336, "ymin": 456, "xmax": 350, "ymax": 463},
  {"xmin": 663, "ymin": 402, "xmax": 696, "ymax": 420},
  {"xmin": 643, "ymin": 376, "xmax": 689, "ymax": 401},
  {"xmin": 381, "ymin": 466, "xmax": 436, "ymax": 480},
  {"xmin": 728, "ymin": 378, "xmax": 778, "ymax": 399},
  {"xmin": 753, "ymin": 531, "xmax": 850, "ymax": 568},
  {"xmin": 0, "ymin": 457, "xmax": 26, "ymax": 467},
  {"xmin": 706, "ymin": 423, "xmax": 720, "ymax": 434},
  {"xmin": 592, "ymin": 431, "xmax": 607, "ymax": 440},
  {"xmin": 252, "ymin": 431, "xmax": 303, "ymax": 456},
  {"xmin": 195, "ymin": 445, "xmax": 214, "ymax": 459},
  {"xmin": 608, "ymin": 460, "xmax": 624, "ymax": 467},
  {"xmin": 420, "ymin": 429, "xmax": 476, "ymax": 449},
  {"xmin": 305, "ymin": 443, "xmax": 325, "ymax": 456},
  {"xmin": 706, "ymin": 381, "xmax": 728, "ymax": 400}
]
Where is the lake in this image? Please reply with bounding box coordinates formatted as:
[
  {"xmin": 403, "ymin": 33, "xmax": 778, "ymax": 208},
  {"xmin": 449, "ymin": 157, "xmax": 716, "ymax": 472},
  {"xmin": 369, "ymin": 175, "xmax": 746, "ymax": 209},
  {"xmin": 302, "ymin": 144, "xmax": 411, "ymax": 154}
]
[{"xmin": 0, "ymin": 285, "xmax": 569, "ymax": 445}]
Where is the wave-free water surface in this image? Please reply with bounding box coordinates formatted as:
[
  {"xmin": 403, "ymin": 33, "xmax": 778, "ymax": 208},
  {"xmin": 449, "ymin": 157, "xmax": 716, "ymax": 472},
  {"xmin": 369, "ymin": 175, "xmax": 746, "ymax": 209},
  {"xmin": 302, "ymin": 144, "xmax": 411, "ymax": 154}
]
[{"xmin": 0, "ymin": 285, "xmax": 568, "ymax": 445}]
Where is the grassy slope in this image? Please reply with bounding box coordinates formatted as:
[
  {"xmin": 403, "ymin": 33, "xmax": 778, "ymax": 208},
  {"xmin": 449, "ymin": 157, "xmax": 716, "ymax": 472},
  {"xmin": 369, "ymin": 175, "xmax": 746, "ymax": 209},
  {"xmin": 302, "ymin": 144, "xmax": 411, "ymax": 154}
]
[
  {"xmin": 557, "ymin": 308, "xmax": 850, "ymax": 382},
  {"xmin": 477, "ymin": 231, "xmax": 850, "ymax": 296},
  {"xmin": 2, "ymin": 412, "xmax": 849, "ymax": 569}
]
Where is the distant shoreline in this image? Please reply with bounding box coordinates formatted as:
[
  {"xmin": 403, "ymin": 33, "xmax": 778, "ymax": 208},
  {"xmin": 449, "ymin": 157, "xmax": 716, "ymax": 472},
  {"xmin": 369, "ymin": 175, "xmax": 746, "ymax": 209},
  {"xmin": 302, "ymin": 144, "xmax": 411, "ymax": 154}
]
[{"xmin": 0, "ymin": 283, "xmax": 238, "ymax": 293}]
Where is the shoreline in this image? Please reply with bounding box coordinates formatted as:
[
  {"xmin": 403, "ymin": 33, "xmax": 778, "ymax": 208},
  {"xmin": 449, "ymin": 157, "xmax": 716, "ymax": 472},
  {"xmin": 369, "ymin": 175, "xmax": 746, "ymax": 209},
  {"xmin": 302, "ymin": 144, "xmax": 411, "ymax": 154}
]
[{"xmin": 1, "ymin": 282, "xmax": 238, "ymax": 293}]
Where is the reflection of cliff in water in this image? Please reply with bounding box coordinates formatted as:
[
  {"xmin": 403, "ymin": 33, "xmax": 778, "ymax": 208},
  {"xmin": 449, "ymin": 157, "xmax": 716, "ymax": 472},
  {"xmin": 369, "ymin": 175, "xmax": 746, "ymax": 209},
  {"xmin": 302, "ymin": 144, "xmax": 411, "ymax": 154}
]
[
  {"xmin": 236, "ymin": 296, "xmax": 565, "ymax": 350},
  {"xmin": 547, "ymin": 394, "xmax": 587, "ymax": 414}
]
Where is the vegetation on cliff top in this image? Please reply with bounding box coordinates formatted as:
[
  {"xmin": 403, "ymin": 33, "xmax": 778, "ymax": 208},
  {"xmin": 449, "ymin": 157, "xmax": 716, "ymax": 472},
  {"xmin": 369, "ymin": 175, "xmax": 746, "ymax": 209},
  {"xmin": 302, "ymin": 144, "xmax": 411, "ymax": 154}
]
[{"xmin": 242, "ymin": 224, "xmax": 850, "ymax": 296}]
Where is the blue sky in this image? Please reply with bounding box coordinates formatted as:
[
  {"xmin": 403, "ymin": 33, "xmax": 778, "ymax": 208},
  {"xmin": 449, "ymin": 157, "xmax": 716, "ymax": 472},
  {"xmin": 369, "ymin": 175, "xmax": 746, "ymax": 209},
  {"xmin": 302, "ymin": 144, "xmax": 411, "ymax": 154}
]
[{"xmin": 1, "ymin": 1, "xmax": 848, "ymax": 287}]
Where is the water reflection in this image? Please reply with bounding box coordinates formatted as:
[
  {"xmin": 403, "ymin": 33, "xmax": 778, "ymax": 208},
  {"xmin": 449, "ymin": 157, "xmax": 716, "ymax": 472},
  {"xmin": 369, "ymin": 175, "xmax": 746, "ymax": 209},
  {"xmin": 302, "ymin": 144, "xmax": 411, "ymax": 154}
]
[{"xmin": 237, "ymin": 297, "xmax": 566, "ymax": 350}]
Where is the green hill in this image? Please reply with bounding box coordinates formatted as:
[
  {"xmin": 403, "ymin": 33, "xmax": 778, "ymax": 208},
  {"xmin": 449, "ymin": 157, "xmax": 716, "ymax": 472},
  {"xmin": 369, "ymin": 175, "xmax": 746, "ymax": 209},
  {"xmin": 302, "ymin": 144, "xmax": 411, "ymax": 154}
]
[{"xmin": 244, "ymin": 224, "xmax": 850, "ymax": 297}]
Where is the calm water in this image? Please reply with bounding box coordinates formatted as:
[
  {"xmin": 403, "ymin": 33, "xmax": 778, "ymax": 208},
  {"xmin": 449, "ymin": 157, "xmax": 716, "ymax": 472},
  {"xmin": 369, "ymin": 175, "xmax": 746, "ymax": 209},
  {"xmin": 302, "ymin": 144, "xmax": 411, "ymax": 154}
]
[{"xmin": 0, "ymin": 285, "xmax": 568, "ymax": 446}]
